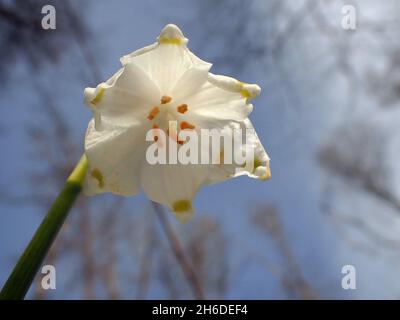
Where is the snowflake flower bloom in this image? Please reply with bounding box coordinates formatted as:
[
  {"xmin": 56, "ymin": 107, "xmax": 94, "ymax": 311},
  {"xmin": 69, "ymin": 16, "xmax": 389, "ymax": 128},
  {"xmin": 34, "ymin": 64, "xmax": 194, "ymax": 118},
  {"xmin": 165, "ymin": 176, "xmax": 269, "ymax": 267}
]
[{"xmin": 83, "ymin": 24, "xmax": 270, "ymax": 222}]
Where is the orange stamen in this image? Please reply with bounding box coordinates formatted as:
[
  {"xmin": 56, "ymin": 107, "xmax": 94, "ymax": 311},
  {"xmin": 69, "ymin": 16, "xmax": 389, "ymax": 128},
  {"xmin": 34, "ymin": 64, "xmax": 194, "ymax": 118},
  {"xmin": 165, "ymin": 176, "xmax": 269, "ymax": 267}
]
[
  {"xmin": 152, "ymin": 124, "xmax": 159, "ymax": 142},
  {"xmin": 180, "ymin": 121, "xmax": 195, "ymax": 130},
  {"xmin": 147, "ymin": 107, "xmax": 160, "ymax": 120},
  {"xmin": 177, "ymin": 104, "xmax": 188, "ymax": 114},
  {"xmin": 160, "ymin": 95, "xmax": 172, "ymax": 104}
]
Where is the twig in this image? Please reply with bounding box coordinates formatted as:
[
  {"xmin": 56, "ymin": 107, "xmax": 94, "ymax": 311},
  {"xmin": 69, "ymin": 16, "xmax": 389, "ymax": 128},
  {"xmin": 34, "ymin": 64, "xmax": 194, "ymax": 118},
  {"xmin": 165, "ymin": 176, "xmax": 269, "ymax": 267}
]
[{"xmin": 151, "ymin": 201, "xmax": 205, "ymax": 300}]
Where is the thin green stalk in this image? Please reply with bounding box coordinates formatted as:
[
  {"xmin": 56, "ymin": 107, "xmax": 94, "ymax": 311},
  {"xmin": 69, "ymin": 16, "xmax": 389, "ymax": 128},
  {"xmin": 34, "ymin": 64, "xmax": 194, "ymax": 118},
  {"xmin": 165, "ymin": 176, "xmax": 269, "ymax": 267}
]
[{"xmin": 0, "ymin": 155, "xmax": 88, "ymax": 300}]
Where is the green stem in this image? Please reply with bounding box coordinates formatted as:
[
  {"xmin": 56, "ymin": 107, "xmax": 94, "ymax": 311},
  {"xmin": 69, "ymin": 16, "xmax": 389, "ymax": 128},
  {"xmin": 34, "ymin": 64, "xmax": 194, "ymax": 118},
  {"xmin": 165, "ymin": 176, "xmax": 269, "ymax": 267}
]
[{"xmin": 0, "ymin": 155, "xmax": 88, "ymax": 300}]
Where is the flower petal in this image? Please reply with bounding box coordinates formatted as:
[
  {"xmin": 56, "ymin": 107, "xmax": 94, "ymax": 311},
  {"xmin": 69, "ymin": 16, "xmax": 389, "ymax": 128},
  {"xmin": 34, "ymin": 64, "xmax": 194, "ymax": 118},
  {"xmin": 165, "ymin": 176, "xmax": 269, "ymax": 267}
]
[
  {"xmin": 120, "ymin": 24, "xmax": 211, "ymax": 95},
  {"xmin": 205, "ymin": 118, "xmax": 271, "ymax": 184},
  {"xmin": 84, "ymin": 119, "xmax": 146, "ymax": 196},
  {"xmin": 185, "ymin": 73, "xmax": 261, "ymax": 129},
  {"xmin": 187, "ymin": 82, "xmax": 252, "ymax": 127},
  {"xmin": 84, "ymin": 61, "xmax": 161, "ymax": 130},
  {"xmin": 120, "ymin": 43, "xmax": 158, "ymax": 65},
  {"xmin": 172, "ymin": 65, "xmax": 210, "ymax": 102},
  {"xmin": 140, "ymin": 162, "xmax": 210, "ymax": 222},
  {"xmin": 208, "ymin": 73, "xmax": 261, "ymax": 100}
]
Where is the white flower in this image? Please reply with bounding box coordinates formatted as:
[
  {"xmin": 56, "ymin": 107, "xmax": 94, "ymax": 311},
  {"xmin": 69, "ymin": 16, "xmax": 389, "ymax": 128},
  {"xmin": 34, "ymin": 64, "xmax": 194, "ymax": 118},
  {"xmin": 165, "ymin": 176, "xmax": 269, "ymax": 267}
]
[{"xmin": 83, "ymin": 24, "xmax": 270, "ymax": 222}]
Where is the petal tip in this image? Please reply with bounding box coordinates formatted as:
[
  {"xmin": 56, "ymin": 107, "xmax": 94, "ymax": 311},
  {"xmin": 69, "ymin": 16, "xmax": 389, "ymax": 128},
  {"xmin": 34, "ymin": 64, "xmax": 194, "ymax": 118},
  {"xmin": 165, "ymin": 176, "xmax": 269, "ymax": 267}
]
[
  {"xmin": 207, "ymin": 73, "xmax": 261, "ymax": 100},
  {"xmin": 158, "ymin": 24, "xmax": 188, "ymax": 45},
  {"xmin": 255, "ymin": 162, "xmax": 271, "ymax": 181},
  {"xmin": 240, "ymin": 83, "xmax": 261, "ymax": 100},
  {"xmin": 84, "ymin": 87, "xmax": 96, "ymax": 106},
  {"xmin": 84, "ymin": 85, "xmax": 106, "ymax": 107},
  {"xmin": 171, "ymin": 199, "xmax": 194, "ymax": 223}
]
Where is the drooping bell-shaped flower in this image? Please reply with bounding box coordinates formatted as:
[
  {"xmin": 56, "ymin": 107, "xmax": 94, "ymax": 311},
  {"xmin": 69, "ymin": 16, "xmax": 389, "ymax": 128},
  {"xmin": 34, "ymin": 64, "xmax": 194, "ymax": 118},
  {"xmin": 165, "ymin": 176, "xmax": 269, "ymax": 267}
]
[{"xmin": 83, "ymin": 24, "xmax": 270, "ymax": 222}]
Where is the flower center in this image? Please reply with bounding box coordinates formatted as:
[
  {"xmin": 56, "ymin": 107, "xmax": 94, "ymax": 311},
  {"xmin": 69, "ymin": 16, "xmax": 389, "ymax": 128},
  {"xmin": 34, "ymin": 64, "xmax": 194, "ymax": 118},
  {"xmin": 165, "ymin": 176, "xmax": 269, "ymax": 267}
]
[{"xmin": 147, "ymin": 95, "xmax": 196, "ymax": 144}]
